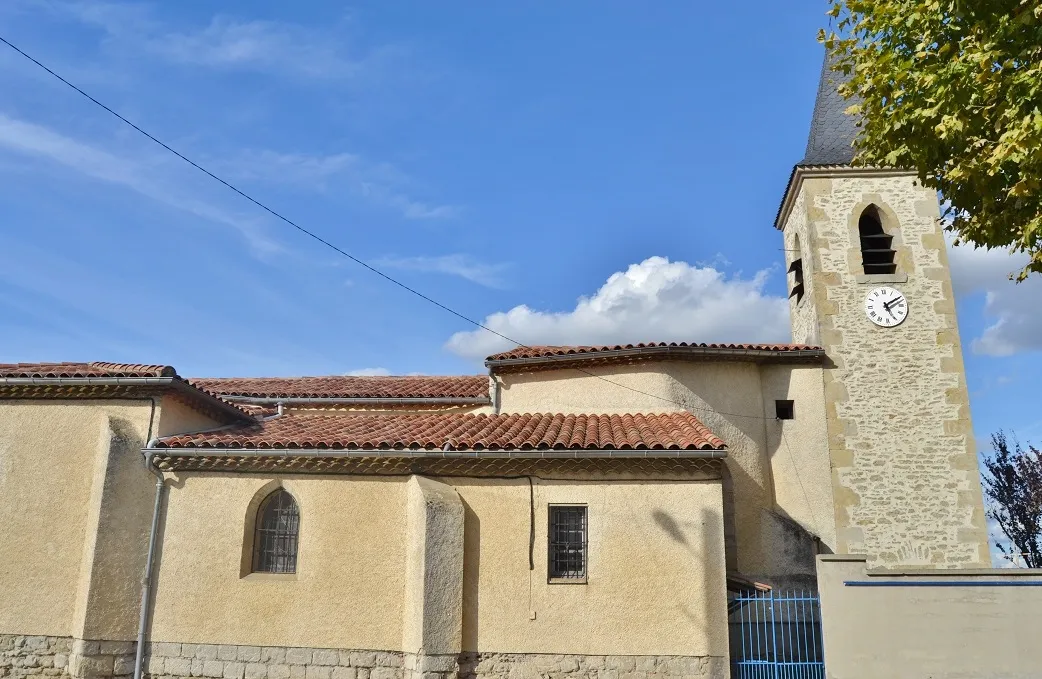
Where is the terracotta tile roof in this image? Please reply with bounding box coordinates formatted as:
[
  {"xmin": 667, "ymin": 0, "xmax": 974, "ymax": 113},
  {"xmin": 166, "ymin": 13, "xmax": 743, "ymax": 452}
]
[
  {"xmin": 0, "ymin": 361, "xmax": 251, "ymax": 421},
  {"xmin": 156, "ymin": 412, "xmax": 726, "ymax": 452},
  {"xmin": 485, "ymin": 343, "xmax": 825, "ymax": 369},
  {"xmin": 0, "ymin": 362, "xmax": 177, "ymax": 378},
  {"xmin": 151, "ymin": 454, "xmax": 724, "ymax": 477},
  {"xmin": 189, "ymin": 375, "xmax": 490, "ymax": 400}
]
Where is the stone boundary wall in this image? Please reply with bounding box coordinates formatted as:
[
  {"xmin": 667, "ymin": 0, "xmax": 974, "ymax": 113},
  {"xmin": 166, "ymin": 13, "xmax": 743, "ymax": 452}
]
[{"xmin": 1, "ymin": 636, "xmax": 722, "ymax": 679}]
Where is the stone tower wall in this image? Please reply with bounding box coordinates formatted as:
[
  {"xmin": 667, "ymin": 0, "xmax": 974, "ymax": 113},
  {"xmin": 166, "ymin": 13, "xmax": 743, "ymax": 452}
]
[{"xmin": 781, "ymin": 171, "xmax": 989, "ymax": 567}]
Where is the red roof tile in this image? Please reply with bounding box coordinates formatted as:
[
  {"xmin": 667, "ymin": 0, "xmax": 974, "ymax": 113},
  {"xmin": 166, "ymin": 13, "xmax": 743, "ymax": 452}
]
[
  {"xmin": 189, "ymin": 375, "xmax": 490, "ymax": 400},
  {"xmin": 485, "ymin": 343, "xmax": 825, "ymax": 371},
  {"xmin": 0, "ymin": 362, "xmax": 177, "ymax": 378},
  {"xmin": 156, "ymin": 411, "xmax": 726, "ymax": 452},
  {"xmin": 487, "ymin": 343, "xmax": 822, "ymax": 362}
]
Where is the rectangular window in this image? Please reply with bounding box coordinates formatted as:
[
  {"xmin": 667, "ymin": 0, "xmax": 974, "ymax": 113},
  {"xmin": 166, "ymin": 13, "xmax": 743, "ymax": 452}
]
[
  {"xmin": 548, "ymin": 505, "xmax": 587, "ymax": 582},
  {"xmin": 775, "ymin": 400, "xmax": 795, "ymax": 420}
]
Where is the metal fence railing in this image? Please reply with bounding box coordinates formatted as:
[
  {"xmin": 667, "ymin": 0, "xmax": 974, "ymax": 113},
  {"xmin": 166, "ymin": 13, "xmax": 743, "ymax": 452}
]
[{"xmin": 728, "ymin": 590, "xmax": 825, "ymax": 679}]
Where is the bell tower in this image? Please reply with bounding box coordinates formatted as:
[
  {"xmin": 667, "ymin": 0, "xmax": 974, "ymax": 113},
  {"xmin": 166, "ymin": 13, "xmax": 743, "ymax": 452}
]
[{"xmin": 775, "ymin": 51, "xmax": 989, "ymax": 567}]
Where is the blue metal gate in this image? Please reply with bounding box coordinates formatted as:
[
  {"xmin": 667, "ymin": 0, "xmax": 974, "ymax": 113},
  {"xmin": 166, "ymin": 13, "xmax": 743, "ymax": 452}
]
[{"xmin": 728, "ymin": 590, "xmax": 825, "ymax": 679}]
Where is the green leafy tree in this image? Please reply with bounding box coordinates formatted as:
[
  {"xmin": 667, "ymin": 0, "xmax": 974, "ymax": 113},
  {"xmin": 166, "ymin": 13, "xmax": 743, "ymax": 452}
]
[
  {"xmin": 981, "ymin": 432, "xmax": 1042, "ymax": 567},
  {"xmin": 822, "ymin": 1, "xmax": 1042, "ymax": 280}
]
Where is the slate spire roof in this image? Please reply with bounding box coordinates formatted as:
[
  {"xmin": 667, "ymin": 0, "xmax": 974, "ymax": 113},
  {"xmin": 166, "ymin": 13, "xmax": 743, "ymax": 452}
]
[{"xmin": 801, "ymin": 48, "xmax": 860, "ymax": 166}]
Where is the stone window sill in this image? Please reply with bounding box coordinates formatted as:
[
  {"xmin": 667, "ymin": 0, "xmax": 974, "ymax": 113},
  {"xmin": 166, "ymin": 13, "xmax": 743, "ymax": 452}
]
[
  {"xmin": 855, "ymin": 272, "xmax": 908, "ymax": 284},
  {"xmin": 241, "ymin": 572, "xmax": 298, "ymax": 582},
  {"xmin": 548, "ymin": 577, "xmax": 588, "ymax": 585}
]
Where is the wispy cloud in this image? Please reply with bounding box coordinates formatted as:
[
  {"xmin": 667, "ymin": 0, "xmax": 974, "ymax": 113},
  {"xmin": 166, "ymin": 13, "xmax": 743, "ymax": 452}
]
[
  {"xmin": 947, "ymin": 235, "xmax": 1042, "ymax": 356},
  {"xmin": 344, "ymin": 367, "xmax": 391, "ymax": 377},
  {"xmin": 32, "ymin": 1, "xmax": 389, "ymax": 80},
  {"xmin": 374, "ymin": 254, "xmax": 509, "ymax": 288},
  {"xmin": 222, "ymin": 150, "xmax": 458, "ymax": 220},
  {"xmin": 0, "ymin": 113, "xmax": 282, "ymax": 255}
]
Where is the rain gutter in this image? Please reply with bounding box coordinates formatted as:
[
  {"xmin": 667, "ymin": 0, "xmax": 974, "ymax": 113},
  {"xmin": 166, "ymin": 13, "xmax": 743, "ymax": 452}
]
[{"xmin": 219, "ymin": 395, "xmax": 491, "ymax": 406}]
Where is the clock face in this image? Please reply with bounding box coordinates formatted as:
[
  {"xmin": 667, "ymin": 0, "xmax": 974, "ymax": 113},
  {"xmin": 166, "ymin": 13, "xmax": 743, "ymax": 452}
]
[{"xmin": 865, "ymin": 286, "xmax": 908, "ymax": 327}]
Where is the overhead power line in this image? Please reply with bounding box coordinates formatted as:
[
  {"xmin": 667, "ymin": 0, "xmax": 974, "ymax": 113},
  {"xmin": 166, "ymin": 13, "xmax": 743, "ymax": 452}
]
[{"xmin": 0, "ymin": 35, "xmax": 801, "ymax": 425}]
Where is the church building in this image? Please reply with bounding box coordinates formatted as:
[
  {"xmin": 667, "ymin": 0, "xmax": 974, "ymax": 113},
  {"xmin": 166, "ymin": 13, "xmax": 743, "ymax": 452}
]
[{"xmin": 0, "ymin": 52, "xmax": 990, "ymax": 679}]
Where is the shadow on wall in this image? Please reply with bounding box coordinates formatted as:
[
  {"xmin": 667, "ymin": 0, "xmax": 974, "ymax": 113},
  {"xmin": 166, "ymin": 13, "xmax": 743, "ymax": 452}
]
[
  {"xmin": 647, "ymin": 506, "xmax": 724, "ymax": 644},
  {"xmin": 461, "ymin": 496, "xmax": 480, "ymax": 651}
]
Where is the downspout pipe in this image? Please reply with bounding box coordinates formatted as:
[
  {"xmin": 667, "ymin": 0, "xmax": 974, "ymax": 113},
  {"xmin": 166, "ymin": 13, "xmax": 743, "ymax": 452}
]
[{"xmin": 134, "ymin": 442, "xmax": 165, "ymax": 679}]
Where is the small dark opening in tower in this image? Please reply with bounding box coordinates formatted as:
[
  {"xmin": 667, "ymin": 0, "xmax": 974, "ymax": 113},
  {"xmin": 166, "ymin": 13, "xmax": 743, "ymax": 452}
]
[
  {"xmin": 788, "ymin": 234, "xmax": 805, "ymax": 303},
  {"xmin": 775, "ymin": 400, "xmax": 795, "ymax": 420},
  {"xmin": 859, "ymin": 206, "xmax": 896, "ymax": 275},
  {"xmin": 788, "ymin": 258, "xmax": 804, "ymax": 303}
]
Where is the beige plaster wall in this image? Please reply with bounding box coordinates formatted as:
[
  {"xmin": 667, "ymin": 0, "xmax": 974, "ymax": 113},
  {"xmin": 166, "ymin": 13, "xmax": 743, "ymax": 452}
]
[
  {"xmin": 496, "ymin": 362, "xmax": 830, "ymax": 582},
  {"xmin": 452, "ymin": 477, "xmax": 728, "ymax": 658},
  {"xmin": 156, "ymin": 397, "xmax": 225, "ymax": 438},
  {"xmin": 149, "ymin": 475, "xmax": 408, "ymax": 650},
  {"xmin": 817, "ymin": 555, "xmax": 1042, "ymax": 678},
  {"xmin": 761, "ymin": 365, "xmax": 836, "ymax": 554},
  {"xmin": 402, "ymin": 476, "xmax": 464, "ymax": 657},
  {"xmin": 785, "ymin": 173, "xmax": 988, "ymax": 566},
  {"xmin": 0, "ymin": 400, "xmax": 154, "ymax": 637}
]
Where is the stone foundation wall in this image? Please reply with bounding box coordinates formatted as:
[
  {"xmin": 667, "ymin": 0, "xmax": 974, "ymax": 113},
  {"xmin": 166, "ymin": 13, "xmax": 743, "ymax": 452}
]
[
  {"xmin": 144, "ymin": 644, "xmax": 404, "ymax": 679},
  {"xmin": 1, "ymin": 635, "xmax": 72, "ymax": 679},
  {"xmin": 457, "ymin": 653, "xmax": 726, "ymax": 679},
  {"xmin": 1, "ymin": 637, "xmax": 722, "ymax": 679}
]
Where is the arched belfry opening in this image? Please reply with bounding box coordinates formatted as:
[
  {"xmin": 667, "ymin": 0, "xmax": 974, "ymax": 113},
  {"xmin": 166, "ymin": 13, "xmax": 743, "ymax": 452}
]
[{"xmin": 858, "ymin": 205, "xmax": 896, "ymax": 275}]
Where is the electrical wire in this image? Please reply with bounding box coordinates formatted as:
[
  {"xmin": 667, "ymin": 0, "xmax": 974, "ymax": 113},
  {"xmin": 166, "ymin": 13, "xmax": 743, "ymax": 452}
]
[{"xmin": 0, "ymin": 34, "xmax": 813, "ymax": 425}]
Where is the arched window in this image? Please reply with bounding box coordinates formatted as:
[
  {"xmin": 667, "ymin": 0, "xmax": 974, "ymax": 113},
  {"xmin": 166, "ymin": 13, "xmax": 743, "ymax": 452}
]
[
  {"xmin": 788, "ymin": 234, "xmax": 805, "ymax": 303},
  {"xmin": 252, "ymin": 489, "xmax": 299, "ymax": 574},
  {"xmin": 859, "ymin": 206, "xmax": 896, "ymax": 275}
]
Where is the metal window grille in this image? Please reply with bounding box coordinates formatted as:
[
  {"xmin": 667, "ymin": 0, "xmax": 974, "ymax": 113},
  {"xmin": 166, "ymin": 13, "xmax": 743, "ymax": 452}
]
[
  {"xmin": 253, "ymin": 489, "xmax": 299, "ymax": 574},
  {"xmin": 548, "ymin": 505, "xmax": 587, "ymax": 581}
]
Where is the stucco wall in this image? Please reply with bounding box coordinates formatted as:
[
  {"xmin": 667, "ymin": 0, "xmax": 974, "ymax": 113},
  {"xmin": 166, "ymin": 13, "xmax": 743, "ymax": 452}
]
[
  {"xmin": 452, "ymin": 477, "xmax": 727, "ymax": 658},
  {"xmin": 148, "ymin": 473, "xmax": 727, "ymax": 661},
  {"xmin": 761, "ymin": 366, "xmax": 836, "ymax": 556},
  {"xmin": 817, "ymin": 555, "xmax": 1042, "ymax": 679},
  {"xmin": 495, "ymin": 362, "xmax": 831, "ymax": 583},
  {"xmin": 785, "ymin": 173, "xmax": 988, "ymax": 566},
  {"xmin": 149, "ymin": 475, "xmax": 408, "ymax": 650},
  {"xmin": 157, "ymin": 398, "xmax": 225, "ymax": 438},
  {"xmin": 0, "ymin": 400, "xmax": 154, "ymax": 637}
]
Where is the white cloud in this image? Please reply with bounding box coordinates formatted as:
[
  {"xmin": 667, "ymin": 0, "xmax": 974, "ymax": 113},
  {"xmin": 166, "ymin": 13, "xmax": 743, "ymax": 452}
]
[
  {"xmin": 946, "ymin": 236, "xmax": 1042, "ymax": 356},
  {"xmin": 374, "ymin": 254, "xmax": 508, "ymax": 288},
  {"xmin": 0, "ymin": 113, "xmax": 282, "ymax": 255},
  {"xmin": 344, "ymin": 367, "xmax": 391, "ymax": 377},
  {"xmin": 223, "ymin": 150, "xmax": 457, "ymax": 220},
  {"xmin": 445, "ymin": 256, "xmax": 790, "ymax": 361}
]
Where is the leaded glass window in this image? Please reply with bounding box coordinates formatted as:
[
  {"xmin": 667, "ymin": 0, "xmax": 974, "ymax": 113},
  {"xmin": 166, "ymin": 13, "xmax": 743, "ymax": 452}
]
[
  {"xmin": 548, "ymin": 505, "xmax": 587, "ymax": 581},
  {"xmin": 253, "ymin": 489, "xmax": 299, "ymax": 574}
]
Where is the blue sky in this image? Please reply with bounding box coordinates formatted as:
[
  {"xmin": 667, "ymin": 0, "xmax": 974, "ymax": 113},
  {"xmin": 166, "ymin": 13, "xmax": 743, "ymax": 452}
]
[{"xmin": 0, "ymin": 4, "xmax": 1039, "ymax": 481}]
